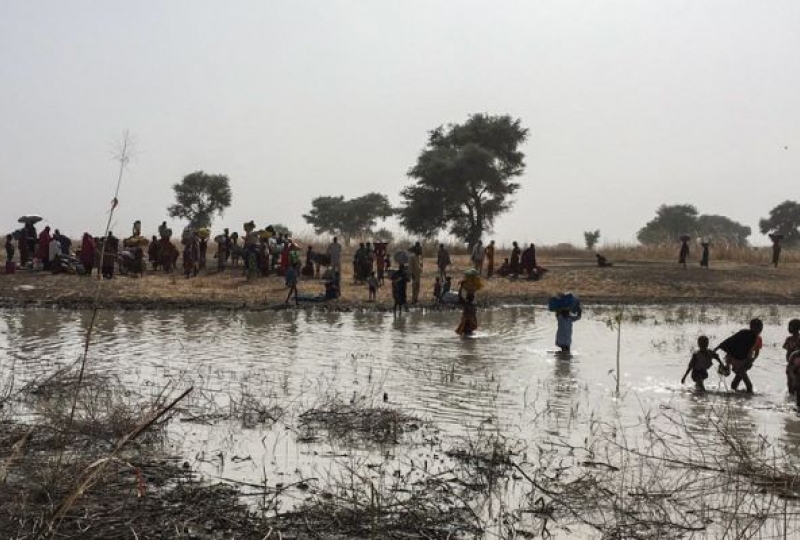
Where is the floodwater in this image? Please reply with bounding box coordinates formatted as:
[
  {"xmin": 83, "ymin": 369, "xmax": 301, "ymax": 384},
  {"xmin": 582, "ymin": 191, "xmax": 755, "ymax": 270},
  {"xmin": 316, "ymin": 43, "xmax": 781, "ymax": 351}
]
[{"xmin": 2, "ymin": 304, "xmax": 800, "ymax": 536}]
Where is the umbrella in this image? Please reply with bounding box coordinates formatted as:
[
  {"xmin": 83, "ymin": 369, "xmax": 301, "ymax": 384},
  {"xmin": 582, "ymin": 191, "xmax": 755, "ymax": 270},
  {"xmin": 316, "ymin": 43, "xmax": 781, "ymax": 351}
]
[
  {"xmin": 18, "ymin": 215, "xmax": 42, "ymax": 224},
  {"xmin": 393, "ymin": 250, "xmax": 409, "ymax": 265}
]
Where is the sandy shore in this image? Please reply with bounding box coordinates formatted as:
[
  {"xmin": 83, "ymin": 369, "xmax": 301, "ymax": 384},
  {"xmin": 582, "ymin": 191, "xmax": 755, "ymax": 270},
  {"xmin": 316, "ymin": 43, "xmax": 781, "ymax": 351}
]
[{"xmin": 1, "ymin": 252, "xmax": 799, "ymax": 311}]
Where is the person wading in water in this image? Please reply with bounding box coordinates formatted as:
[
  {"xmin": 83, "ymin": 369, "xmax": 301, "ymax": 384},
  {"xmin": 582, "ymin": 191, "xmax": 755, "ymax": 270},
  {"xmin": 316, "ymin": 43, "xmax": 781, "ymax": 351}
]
[{"xmin": 714, "ymin": 318, "xmax": 763, "ymax": 394}]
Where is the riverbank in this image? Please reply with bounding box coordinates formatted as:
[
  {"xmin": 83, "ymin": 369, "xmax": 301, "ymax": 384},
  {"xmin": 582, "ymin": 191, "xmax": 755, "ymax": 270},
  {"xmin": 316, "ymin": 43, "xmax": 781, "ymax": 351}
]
[{"xmin": 1, "ymin": 253, "xmax": 799, "ymax": 311}]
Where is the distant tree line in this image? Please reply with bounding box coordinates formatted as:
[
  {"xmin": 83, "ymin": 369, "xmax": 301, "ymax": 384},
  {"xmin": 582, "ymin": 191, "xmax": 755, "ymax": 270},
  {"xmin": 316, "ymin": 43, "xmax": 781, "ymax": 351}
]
[
  {"xmin": 163, "ymin": 119, "xmax": 800, "ymax": 249},
  {"xmin": 635, "ymin": 202, "xmax": 800, "ymax": 247}
]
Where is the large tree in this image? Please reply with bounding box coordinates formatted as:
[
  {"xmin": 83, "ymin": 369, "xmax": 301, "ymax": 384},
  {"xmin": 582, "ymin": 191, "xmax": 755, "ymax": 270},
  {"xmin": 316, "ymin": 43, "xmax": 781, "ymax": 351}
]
[
  {"xmin": 696, "ymin": 214, "xmax": 751, "ymax": 247},
  {"xmin": 637, "ymin": 204, "xmax": 699, "ymax": 244},
  {"xmin": 637, "ymin": 204, "xmax": 752, "ymax": 246},
  {"xmin": 303, "ymin": 192, "xmax": 393, "ymax": 244},
  {"xmin": 398, "ymin": 114, "xmax": 528, "ymax": 245},
  {"xmin": 759, "ymin": 200, "xmax": 800, "ymax": 246},
  {"xmin": 167, "ymin": 171, "xmax": 232, "ymax": 228}
]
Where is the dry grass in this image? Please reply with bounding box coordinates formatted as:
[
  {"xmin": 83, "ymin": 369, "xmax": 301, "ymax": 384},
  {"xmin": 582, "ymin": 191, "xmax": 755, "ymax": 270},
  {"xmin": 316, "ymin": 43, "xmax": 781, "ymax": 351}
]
[{"xmin": 2, "ymin": 243, "xmax": 800, "ymax": 309}]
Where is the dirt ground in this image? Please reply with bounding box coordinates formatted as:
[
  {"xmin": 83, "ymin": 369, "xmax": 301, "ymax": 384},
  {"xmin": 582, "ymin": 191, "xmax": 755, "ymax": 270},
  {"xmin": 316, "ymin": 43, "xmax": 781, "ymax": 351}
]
[{"xmin": 2, "ymin": 248, "xmax": 799, "ymax": 310}]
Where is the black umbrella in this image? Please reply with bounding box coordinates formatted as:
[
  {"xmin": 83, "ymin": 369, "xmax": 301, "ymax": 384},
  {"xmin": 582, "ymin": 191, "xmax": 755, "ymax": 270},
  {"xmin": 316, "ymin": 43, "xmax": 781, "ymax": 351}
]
[{"xmin": 18, "ymin": 215, "xmax": 42, "ymax": 224}]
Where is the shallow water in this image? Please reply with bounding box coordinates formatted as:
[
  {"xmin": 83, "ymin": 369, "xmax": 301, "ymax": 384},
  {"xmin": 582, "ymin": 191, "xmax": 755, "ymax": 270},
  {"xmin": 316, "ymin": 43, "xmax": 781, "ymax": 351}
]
[{"xmin": 2, "ymin": 304, "xmax": 800, "ymax": 536}]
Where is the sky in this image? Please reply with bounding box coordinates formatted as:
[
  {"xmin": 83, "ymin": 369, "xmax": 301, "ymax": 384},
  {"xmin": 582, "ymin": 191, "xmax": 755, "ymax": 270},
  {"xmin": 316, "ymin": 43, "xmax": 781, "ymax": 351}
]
[{"xmin": 1, "ymin": 1, "xmax": 798, "ymax": 247}]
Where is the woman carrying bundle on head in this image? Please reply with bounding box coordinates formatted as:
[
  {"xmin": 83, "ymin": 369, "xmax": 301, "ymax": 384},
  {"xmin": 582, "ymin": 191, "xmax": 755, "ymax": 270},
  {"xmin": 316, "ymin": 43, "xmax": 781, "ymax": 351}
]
[
  {"xmin": 549, "ymin": 293, "xmax": 582, "ymax": 353},
  {"xmin": 455, "ymin": 270, "xmax": 482, "ymax": 336}
]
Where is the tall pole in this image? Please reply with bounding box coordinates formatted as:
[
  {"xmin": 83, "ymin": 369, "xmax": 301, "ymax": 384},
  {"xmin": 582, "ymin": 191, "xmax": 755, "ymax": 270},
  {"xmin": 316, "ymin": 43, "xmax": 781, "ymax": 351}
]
[{"xmin": 615, "ymin": 308, "xmax": 622, "ymax": 396}]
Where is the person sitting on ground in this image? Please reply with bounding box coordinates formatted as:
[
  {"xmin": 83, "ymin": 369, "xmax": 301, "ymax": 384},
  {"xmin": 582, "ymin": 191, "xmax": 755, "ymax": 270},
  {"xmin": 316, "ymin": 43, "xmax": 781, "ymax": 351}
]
[
  {"xmin": 714, "ymin": 318, "xmax": 763, "ymax": 394},
  {"xmin": 596, "ymin": 253, "xmax": 613, "ymax": 268},
  {"xmin": 497, "ymin": 258, "xmax": 512, "ymax": 277},
  {"xmin": 784, "ymin": 319, "xmax": 800, "ymax": 394},
  {"xmin": 367, "ymin": 271, "xmax": 379, "ymax": 302},
  {"xmin": 443, "ymin": 275, "xmax": 452, "ymax": 293},
  {"xmin": 681, "ymin": 336, "xmax": 723, "ymax": 392},
  {"xmin": 324, "ymin": 271, "xmax": 340, "ymax": 300}
]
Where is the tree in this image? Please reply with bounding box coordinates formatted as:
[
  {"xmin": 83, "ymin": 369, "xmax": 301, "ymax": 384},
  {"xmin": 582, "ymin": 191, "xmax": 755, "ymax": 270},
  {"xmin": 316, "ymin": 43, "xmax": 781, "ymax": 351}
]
[
  {"xmin": 373, "ymin": 227, "xmax": 395, "ymax": 243},
  {"xmin": 398, "ymin": 114, "xmax": 528, "ymax": 246},
  {"xmin": 759, "ymin": 200, "xmax": 800, "ymax": 246},
  {"xmin": 584, "ymin": 230, "xmax": 601, "ymax": 250},
  {"xmin": 167, "ymin": 171, "xmax": 232, "ymax": 229},
  {"xmin": 270, "ymin": 223, "xmax": 292, "ymax": 237},
  {"xmin": 303, "ymin": 192, "xmax": 393, "ymax": 244},
  {"xmin": 696, "ymin": 215, "xmax": 751, "ymax": 247},
  {"xmin": 637, "ymin": 204, "xmax": 699, "ymax": 244}
]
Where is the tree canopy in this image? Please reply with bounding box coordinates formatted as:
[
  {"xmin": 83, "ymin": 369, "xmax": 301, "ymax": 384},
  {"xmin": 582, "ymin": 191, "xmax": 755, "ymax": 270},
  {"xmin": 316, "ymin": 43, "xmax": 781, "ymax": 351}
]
[
  {"xmin": 759, "ymin": 200, "xmax": 800, "ymax": 246},
  {"xmin": 303, "ymin": 193, "xmax": 393, "ymax": 244},
  {"xmin": 696, "ymin": 215, "xmax": 751, "ymax": 247},
  {"xmin": 398, "ymin": 114, "xmax": 528, "ymax": 245},
  {"xmin": 583, "ymin": 230, "xmax": 601, "ymax": 250},
  {"xmin": 637, "ymin": 205, "xmax": 699, "ymax": 244},
  {"xmin": 637, "ymin": 204, "xmax": 751, "ymax": 246},
  {"xmin": 167, "ymin": 171, "xmax": 232, "ymax": 229}
]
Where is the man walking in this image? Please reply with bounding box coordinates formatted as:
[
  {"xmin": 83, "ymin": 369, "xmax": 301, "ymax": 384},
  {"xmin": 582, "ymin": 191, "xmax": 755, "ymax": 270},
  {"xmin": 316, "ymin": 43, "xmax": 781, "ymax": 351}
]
[
  {"xmin": 436, "ymin": 244, "xmax": 451, "ymax": 279},
  {"xmin": 327, "ymin": 237, "xmax": 342, "ymax": 274}
]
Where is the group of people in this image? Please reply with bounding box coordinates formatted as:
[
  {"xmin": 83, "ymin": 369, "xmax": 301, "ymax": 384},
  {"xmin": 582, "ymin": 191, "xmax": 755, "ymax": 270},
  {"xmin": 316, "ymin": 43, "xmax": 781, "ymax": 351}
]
[
  {"xmin": 680, "ymin": 318, "xmax": 800, "ymax": 402},
  {"xmin": 463, "ymin": 240, "xmax": 544, "ymax": 280},
  {"xmin": 677, "ymin": 233, "xmax": 785, "ymax": 269},
  {"xmin": 4, "ymin": 221, "xmax": 120, "ymax": 279}
]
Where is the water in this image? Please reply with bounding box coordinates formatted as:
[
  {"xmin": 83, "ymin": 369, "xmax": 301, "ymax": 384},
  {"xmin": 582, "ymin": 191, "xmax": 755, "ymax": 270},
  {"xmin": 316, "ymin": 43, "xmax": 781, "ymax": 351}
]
[{"xmin": 2, "ymin": 305, "xmax": 800, "ymax": 536}]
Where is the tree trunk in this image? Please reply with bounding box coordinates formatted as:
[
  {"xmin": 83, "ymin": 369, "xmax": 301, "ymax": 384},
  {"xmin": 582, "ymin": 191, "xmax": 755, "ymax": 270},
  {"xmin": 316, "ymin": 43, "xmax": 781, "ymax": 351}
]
[{"xmin": 468, "ymin": 202, "xmax": 484, "ymax": 246}]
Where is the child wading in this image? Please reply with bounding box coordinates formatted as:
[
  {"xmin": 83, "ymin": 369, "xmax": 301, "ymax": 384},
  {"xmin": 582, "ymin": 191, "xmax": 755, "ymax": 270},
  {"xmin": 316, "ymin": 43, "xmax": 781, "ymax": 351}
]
[
  {"xmin": 681, "ymin": 336, "xmax": 723, "ymax": 392},
  {"xmin": 714, "ymin": 318, "xmax": 763, "ymax": 394},
  {"xmin": 367, "ymin": 271, "xmax": 378, "ymax": 302},
  {"xmin": 784, "ymin": 319, "xmax": 800, "ymax": 396}
]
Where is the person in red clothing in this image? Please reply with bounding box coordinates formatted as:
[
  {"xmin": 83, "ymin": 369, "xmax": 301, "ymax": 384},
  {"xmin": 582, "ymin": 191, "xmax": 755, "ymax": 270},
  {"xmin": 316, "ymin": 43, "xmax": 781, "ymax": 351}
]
[
  {"xmin": 38, "ymin": 226, "xmax": 52, "ymax": 270},
  {"xmin": 80, "ymin": 233, "xmax": 96, "ymax": 276}
]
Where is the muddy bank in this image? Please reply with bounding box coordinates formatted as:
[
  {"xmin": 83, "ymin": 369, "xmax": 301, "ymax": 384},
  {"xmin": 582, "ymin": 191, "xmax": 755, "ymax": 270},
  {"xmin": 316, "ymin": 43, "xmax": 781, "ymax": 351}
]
[{"xmin": 1, "ymin": 255, "xmax": 799, "ymax": 311}]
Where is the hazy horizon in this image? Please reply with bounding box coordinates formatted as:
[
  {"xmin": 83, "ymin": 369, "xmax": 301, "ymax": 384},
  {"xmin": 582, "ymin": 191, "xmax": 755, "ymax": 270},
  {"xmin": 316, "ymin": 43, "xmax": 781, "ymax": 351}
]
[{"xmin": 1, "ymin": 1, "xmax": 798, "ymax": 247}]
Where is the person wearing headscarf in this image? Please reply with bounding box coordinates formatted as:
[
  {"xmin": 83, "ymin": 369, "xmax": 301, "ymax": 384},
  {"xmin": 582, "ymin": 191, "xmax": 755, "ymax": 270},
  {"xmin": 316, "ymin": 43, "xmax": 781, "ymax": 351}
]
[
  {"xmin": 80, "ymin": 233, "xmax": 96, "ymax": 276},
  {"xmin": 38, "ymin": 226, "xmax": 52, "ymax": 270}
]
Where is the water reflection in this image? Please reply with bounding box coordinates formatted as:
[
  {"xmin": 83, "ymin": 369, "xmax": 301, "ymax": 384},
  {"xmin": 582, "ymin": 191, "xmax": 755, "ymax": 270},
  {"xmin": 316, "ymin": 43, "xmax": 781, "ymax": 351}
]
[{"xmin": 0, "ymin": 305, "xmax": 796, "ymax": 450}]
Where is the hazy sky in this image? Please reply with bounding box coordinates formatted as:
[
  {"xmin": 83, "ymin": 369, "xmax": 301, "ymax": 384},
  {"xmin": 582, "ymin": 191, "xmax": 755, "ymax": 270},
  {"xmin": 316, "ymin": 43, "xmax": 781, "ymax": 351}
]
[{"xmin": 1, "ymin": 1, "xmax": 798, "ymax": 246}]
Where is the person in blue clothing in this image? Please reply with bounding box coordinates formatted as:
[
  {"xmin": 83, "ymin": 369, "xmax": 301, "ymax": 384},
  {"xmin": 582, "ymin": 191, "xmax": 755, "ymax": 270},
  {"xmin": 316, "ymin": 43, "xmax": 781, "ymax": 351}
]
[{"xmin": 555, "ymin": 305, "xmax": 582, "ymax": 353}]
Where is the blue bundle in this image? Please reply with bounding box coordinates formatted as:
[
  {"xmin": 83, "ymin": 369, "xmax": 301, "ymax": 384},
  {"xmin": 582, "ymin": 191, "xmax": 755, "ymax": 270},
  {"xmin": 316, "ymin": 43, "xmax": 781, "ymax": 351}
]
[{"xmin": 548, "ymin": 293, "xmax": 580, "ymax": 312}]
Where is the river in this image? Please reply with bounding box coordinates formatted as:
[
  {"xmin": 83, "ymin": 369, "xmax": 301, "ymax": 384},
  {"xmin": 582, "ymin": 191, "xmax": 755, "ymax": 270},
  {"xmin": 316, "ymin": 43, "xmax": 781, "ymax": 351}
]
[{"xmin": 2, "ymin": 304, "xmax": 800, "ymax": 537}]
